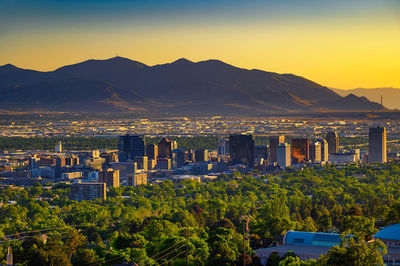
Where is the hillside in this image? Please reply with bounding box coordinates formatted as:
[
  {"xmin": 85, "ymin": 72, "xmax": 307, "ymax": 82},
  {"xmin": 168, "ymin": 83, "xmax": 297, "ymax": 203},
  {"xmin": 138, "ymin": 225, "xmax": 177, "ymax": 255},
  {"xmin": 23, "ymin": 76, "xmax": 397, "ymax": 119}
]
[{"xmin": 331, "ymin": 87, "xmax": 399, "ymax": 110}]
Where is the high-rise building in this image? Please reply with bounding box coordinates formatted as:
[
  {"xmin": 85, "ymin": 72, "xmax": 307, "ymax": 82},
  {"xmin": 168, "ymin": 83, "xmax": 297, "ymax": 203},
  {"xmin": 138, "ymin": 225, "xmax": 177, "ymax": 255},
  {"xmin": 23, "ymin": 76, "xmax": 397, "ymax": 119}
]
[
  {"xmin": 195, "ymin": 149, "xmax": 208, "ymax": 162},
  {"xmin": 326, "ymin": 131, "xmax": 339, "ymax": 154},
  {"xmin": 158, "ymin": 137, "xmax": 174, "ymax": 159},
  {"xmin": 98, "ymin": 168, "xmax": 120, "ymax": 188},
  {"xmin": 110, "ymin": 162, "xmax": 137, "ymax": 180},
  {"xmin": 229, "ymin": 134, "xmax": 255, "ymax": 166},
  {"xmin": 55, "ymin": 141, "xmax": 62, "ymax": 153},
  {"xmin": 309, "ymin": 141, "xmax": 322, "ymax": 162},
  {"xmin": 172, "ymin": 148, "xmax": 185, "ymax": 169},
  {"xmin": 317, "ymin": 139, "xmax": 329, "ymax": 162},
  {"xmin": 128, "ymin": 172, "xmax": 148, "ymax": 187},
  {"xmin": 277, "ymin": 143, "xmax": 291, "ymax": 168},
  {"xmin": 269, "ymin": 136, "xmax": 285, "ymax": 162},
  {"xmin": 157, "ymin": 158, "xmax": 171, "ymax": 170},
  {"xmin": 134, "ymin": 156, "xmax": 148, "ymax": 171},
  {"xmin": 291, "ymin": 138, "xmax": 309, "ymax": 164},
  {"xmin": 118, "ymin": 135, "xmax": 145, "ymax": 162},
  {"xmin": 146, "ymin": 144, "xmax": 158, "ymax": 161},
  {"xmin": 369, "ymin": 126, "xmax": 387, "ymax": 163},
  {"xmin": 217, "ymin": 138, "xmax": 230, "ymax": 156},
  {"xmin": 69, "ymin": 183, "xmax": 106, "ymax": 201}
]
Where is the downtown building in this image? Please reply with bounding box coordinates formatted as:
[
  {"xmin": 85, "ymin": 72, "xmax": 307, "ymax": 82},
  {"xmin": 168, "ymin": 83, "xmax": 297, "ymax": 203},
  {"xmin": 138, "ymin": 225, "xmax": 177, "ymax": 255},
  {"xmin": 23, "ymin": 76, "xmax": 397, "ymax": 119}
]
[
  {"xmin": 118, "ymin": 135, "xmax": 145, "ymax": 162},
  {"xmin": 326, "ymin": 131, "xmax": 339, "ymax": 155},
  {"xmin": 369, "ymin": 126, "xmax": 387, "ymax": 163},
  {"xmin": 291, "ymin": 138, "xmax": 309, "ymax": 164},
  {"xmin": 277, "ymin": 143, "xmax": 291, "ymax": 168},
  {"xmin": 269, "ymin": 135, "xmax": 285, "ymax": 162},
  {"xmin": 229, "ymin": 134, "xmax": 255, "ymax": 167}
]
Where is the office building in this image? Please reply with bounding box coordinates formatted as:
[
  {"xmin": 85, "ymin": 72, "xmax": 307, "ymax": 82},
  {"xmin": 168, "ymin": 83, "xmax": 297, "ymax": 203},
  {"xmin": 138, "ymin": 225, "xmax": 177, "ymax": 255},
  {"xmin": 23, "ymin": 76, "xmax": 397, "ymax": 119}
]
[
  {"xmin": 329, "ymin": 151, "xmax": 359, "ymax": 164},
  {"xmin": 369, "ymin": 126, "xmax": 387, "ymax": 163},
  {"xmin": 98, "ymin": 168, "xmax": 120, "ymax": 188},
  {"xmin": 277, "ymin": 143, "xmax": 291, "ymax": 168},
  {"xmin": 134, "ymin": 156, "xmax": 148, "ymax": 171},
  {"xmin": 146, "ymin": 144, "xmax": 158, "ymax": 161},
  {"xmin": 128, "ymin": 172, "xmax": 148, "ymax": 187},
  {"xmin": 317, "ymin": 139, "xmax": 329, "ymax": 161},
  {"xmin": 118, "ymin": 135, "xmax": 145, "ymax": 162},
  {"xmin": 309, "ymin": 141, "xmax": 322, "ymax": 162},
  {"xmin": 157, "ymin": 158, "xmax": 171, "ymax": 170},
  {"xmin": 195, "ymin": 149, "xmax": 208, "ymax": 162},
  {"xmin": 291, "ymin": 138, "xmax": 309, "ymax": 164},
  {"xmin": 217, "ymin": 138, "xmax": 230, "ymax": 156},
  {"xmin": 172, "ymin": 148, "xmax": 185, "ymax": 169},
  {"xmin": 229, "ymin": 134, "xmax": 255, "ymax": 166},
  {"xmin": 158, "ymin": 137, "xmax": 174, "ymax": 159},
  {"xmin": 148, "ymin": 159, "xmax": 157, "ymax": 170},
  {"xmin": 269, "ymin": 136, "xmax": 285, "ymax": 162},
  {"xmin": 326, "ymin": 131, "xmax": 339, "ymax": 154},
  {"xmin": 110, "ymin": 162, "xmax": 136, "ymax": 180},
  {"xmin": 69, "ymin": 183, "xmax": 106, "ymax": 201}
]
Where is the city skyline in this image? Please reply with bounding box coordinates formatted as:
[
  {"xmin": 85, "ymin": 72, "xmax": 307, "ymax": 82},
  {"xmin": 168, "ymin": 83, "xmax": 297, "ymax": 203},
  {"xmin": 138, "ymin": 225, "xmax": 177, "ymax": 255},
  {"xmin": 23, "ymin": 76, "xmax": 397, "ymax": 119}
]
[{"xmin": 1, "ymin": 0, "xmax": 399, "ymax": 89}]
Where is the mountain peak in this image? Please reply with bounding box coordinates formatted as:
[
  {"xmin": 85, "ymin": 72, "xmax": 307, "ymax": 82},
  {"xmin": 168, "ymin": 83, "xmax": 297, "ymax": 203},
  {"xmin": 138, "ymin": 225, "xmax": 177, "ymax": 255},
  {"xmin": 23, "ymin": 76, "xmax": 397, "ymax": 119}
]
[
  {"xmin": 172, "ymin": 58, "xmax": 193, "ymax": 64},
  {"xmin": 0, "ymin": 63, "xmax": 19, "ymax": 71}
]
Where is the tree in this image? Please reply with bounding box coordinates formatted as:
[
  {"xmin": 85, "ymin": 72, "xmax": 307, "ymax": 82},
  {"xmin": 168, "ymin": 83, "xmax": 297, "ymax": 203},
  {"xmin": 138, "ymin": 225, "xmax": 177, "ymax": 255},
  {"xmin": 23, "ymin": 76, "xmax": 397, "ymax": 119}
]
[
  {"xmin": 318, "ymin": 238, "xmax": 387, "ymax": 266},
  {"xmin": 341, "ymin": 215, "xmax": 377, "ymax": 240}
]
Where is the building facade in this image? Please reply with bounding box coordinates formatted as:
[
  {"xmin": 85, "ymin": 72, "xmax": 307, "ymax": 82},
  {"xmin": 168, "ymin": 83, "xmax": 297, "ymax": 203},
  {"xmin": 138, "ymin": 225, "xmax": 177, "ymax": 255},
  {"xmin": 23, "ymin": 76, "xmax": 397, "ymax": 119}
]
[
  {"xmin": 229, "ymin": 134, "xmax": 255, "ymax": 167},
  {"xmin": 326, "ymin": 131, "xmax": 339, "ymax": 155},
  {"xmin": 291, "ymin": 138, "xmax": 309, "ymax": 164},
  {"xmin": 369, "ymin": 126, "xmax": 387, "ymax": 163},
  {"xmin": 269, "ymin": 136, "xmax": 285, "ymax": 162},
  {"xmin": 118, "ymin": 135, "xmax": 145, "ymax": 162}
]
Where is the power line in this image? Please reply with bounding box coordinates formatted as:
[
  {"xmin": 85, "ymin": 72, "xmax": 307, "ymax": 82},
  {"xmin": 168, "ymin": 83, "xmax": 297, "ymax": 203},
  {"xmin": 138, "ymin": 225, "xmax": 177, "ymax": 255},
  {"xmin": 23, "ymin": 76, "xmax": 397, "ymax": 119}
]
[{"xmin": 159, "ymin": 250, "xmax": 186, "ymax": 266}]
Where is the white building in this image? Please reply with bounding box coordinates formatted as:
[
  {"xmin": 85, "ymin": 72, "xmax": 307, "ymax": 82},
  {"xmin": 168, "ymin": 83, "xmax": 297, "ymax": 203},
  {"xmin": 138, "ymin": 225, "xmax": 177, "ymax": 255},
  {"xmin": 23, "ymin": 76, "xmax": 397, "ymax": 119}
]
[{"xmin": 277, "ymin": 143, "xmax": 291, "ymax": 168}]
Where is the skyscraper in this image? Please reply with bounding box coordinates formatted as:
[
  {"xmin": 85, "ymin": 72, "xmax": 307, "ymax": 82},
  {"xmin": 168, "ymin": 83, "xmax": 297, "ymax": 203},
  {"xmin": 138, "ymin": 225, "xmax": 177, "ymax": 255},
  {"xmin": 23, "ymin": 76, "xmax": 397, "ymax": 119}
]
[
  {"xmin": 326, "ymin": 131, "xmax": 339, "ymax": 154},
  {"xmin": 146, "ymin": 144, "xmax": 158, "ymax": 161},
  {"xmin": 369, "ymin": 126, "xmax": 386, "ymax": 163},
  {"xmin": 172, "ymin": 148, "xmax": 185, "ymax": 169},
  {"xmin": 229, "ymin": 134, "xmax": 255, "ymax": 166},
  {"xmin": 269, "ymin": 136, "xmax": 285, "ymax": 162},
  {"xmin": 195, "ymin": 149, "xmax": 208, "ymax": 162},
  {"xmin": 277, "ymin": 143, "xmax": 291, "ymax": 168},
  {"xmin": 291, "ymin": 138, "xmax": 309, "ymax": 164},
  {"xmin": 317, "ymin": 139, "xmax": 329, "ymax": 162},
  {"xmin": 217, "ymin": 138, "xmax": 230, "ymax": 156},
  {"xmin": 158, "ymin": 137, "xmax": 174, "ymax": 159},
  {"xmin": 134, "ymin": 156, "xmax": 148, "ymax": 171},
  {"xmin": 309, "ymin": 141, "xmax": 322, "ymax": 162},
  {"xmin": 118, "ymin": 135, "xmax": 145, "ymax": 162}
]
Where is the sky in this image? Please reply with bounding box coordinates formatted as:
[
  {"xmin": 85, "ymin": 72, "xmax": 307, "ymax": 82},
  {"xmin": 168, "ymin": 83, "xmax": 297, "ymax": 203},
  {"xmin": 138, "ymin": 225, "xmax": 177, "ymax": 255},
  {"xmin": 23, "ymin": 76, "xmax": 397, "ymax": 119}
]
[{"xmin": 0, "ymin": 0, "xmax": 399, "ymax": 89}]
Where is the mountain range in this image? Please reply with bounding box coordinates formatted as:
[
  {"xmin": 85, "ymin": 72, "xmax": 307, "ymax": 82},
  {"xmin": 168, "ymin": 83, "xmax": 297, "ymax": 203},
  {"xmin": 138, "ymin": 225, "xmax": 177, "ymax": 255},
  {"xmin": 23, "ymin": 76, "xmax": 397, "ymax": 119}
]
[
  {"xmin": 0, "ymin": 57, "xmax": 385, "ymax": 115},
  {"xmin": 331, "ymin": 87, "xmax": 400, "ymax": 110}
]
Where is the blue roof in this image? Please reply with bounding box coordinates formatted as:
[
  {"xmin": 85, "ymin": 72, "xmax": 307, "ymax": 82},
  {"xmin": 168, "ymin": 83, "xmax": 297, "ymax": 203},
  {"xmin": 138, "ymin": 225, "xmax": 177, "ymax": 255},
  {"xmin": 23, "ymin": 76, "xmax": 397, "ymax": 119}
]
[
  {"xmin": 375, "ymin": 224, "xmax": 400, "ymax": 241},
  {"xmin": 284, "ymin": 231, "xmax": 341, "ymax": 247}
]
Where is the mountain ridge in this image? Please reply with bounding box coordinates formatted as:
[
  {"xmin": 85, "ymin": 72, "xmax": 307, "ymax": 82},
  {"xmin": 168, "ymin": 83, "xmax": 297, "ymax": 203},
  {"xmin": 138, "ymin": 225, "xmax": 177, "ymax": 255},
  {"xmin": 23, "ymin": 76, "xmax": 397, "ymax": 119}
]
[{"xmin": 0, "ymin": 57, "xmax": 385, "ymax": 114}]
